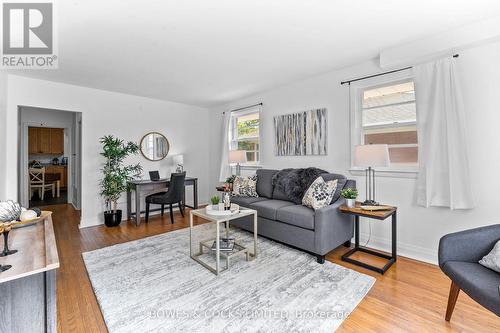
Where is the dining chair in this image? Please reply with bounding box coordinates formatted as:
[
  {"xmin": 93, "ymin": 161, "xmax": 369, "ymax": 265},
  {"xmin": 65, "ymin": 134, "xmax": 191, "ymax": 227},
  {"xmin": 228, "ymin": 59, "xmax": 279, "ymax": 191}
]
[
  {"xmin": 145, "ymin": 172, "xmax": 186, "ymax": 224},
  {"xmin": 29, "ymin": 167, "xmax": 55, "ymax": 200}
]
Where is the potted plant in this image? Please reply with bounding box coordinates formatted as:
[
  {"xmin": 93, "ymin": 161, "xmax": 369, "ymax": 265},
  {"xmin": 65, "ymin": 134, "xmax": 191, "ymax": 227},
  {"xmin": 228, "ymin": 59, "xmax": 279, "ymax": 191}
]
[
  {"xmin": 224, "ymin": 175, "xmax": 236, "ymax": 191},
  {"xmin": 210, "ymin": 196, "xmax": 220, "ymax": 210},
  {"xmin": 99, "ymin": 135, "xmax": 142, "ymax": 227},
  {"xmin": 341, "ymin": 188, "xmax": 358, "ymax": 208}
]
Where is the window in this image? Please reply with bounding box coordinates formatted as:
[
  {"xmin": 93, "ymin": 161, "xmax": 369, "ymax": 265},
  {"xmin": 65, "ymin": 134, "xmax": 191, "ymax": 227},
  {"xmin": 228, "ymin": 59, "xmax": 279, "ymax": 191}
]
[
  {"xmin": 358, "ymin": 80, "xmax": 418, "ymax": 168},
  {"xmin": 229, "ymin": 106, "xmax": 260, "ymax": 165}
]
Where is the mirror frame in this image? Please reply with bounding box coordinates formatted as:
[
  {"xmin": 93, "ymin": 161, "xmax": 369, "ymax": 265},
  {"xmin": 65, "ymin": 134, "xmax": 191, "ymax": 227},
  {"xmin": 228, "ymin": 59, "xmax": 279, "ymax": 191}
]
[{"xmin": 140, "ymin": 132, "xmax": 170, "ymax": 161}]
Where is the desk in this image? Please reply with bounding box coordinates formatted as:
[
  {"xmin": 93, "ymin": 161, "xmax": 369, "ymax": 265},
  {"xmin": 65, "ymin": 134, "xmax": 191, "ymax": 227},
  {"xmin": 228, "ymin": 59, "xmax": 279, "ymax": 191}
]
[
  {"xmin": 127, "ymin": 177, "xmax": 198, "ymax": 226},
  {"xmin": 339, "ymin": 202, "xmax": 397, "ymax": 274}
]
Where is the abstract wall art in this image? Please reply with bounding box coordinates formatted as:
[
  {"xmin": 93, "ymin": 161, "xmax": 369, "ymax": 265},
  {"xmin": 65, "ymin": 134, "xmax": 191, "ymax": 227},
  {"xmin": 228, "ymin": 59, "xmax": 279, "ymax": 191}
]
[{"xmin": 274, "ymin": 108, "xmax": 327, "ymax": 156}]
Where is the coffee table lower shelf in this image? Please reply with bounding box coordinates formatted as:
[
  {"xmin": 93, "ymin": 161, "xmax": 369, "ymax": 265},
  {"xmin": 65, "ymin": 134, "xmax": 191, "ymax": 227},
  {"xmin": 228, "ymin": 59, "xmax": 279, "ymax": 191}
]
[{"xmin": 192, "ymin": 238, "xmax": 250, "ymax": 274}]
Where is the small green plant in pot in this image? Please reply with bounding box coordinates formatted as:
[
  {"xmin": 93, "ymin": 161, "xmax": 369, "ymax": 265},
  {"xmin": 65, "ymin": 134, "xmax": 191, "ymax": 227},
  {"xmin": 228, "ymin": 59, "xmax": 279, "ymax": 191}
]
[
  {"xmin": 341, "ymin": 188, "xmax": 358, "ymax": 208},
  {"xmin": 210, "ymin": 195, "xmax": 220, "ymax": 209},
  {"xmin": 99, "ymin": 135, "xmax": 143, "ymax": 227}
]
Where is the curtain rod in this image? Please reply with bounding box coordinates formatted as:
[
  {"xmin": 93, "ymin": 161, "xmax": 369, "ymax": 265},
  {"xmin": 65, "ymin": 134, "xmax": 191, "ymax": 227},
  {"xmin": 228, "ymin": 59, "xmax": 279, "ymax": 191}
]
[
  {"xmin": 340, "ymin": 54, "xmax": 459, "ymax": 85},
  {"xmin": 223, "ymin": 102, "xmax": 263, "ymax": 114}
]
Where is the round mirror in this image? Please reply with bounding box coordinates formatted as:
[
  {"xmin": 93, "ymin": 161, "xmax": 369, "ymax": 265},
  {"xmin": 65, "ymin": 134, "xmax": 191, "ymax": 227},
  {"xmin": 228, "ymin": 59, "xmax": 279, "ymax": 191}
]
[{"xmin": 140, "ymin": 132, "xmax": 170, "ymax": 161}]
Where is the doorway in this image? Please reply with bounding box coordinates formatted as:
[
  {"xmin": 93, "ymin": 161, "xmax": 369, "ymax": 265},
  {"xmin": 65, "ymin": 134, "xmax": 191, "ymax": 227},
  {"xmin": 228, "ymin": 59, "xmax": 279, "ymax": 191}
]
[{"xmin": 18, "ymin": 106, "xmax": 82, "ymax": 209}]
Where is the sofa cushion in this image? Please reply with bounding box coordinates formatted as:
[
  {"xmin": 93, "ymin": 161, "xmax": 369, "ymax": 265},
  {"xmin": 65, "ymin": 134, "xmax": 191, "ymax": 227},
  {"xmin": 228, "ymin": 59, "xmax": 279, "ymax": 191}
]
[
  {"xmin": 442, "ymin": 261, "xmax": 500, "ymax": 316},
  {"xmin": 321, "ymin": 173, "xmax": 348, "ymax": 203},
  {"xmin": 230, "ymin": 196, "xmax": 267, "ymax": 208},
  {"xmin": 276, "ymin": 205, "xmax": 315, "ymax": 230},
  {"xmin": 250, "ymin": 200, "xmax": 295, "ymax": 220},
  {"xmin": 256, "ymin": 169, "xmax": 278, "ymax": 198}
]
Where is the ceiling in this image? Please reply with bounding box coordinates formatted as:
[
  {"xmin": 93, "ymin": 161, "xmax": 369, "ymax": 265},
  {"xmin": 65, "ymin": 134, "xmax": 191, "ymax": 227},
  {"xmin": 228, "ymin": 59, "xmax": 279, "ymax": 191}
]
[{"xmin": 11, "ymin": 0, "xmax": 500, "ymax": 107}]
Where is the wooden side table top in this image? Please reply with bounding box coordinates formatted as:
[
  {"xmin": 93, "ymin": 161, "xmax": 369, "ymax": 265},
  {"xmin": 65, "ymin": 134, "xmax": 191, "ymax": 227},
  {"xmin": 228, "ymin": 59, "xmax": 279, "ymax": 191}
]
[{"xmin": 339, "ymin": 202, "xmax": 397, "ymax": 220}]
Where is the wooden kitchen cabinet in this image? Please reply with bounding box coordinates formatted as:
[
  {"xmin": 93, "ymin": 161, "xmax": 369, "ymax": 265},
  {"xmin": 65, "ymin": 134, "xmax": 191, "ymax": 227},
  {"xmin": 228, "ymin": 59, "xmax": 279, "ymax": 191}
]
[
  {"xmin": 28, "ymin": 127, "xmax": 39, "ymax": 154},
  {"xmin": 28, "ymin": 127, "xmax": 64, "ymax": 155},
  {"xmin": 49, "ymin": 128, "xmax": 64, "ymax": 154}
]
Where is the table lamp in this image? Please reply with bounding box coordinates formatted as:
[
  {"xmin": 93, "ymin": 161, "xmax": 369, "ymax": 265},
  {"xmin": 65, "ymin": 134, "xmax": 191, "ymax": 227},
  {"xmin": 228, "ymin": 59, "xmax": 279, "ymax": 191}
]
[
  {"xmin": 229, "ymin": 150, "xmax": 247, "ymax": 176},
  {"xmin": 173, "ymin": 154, "xmax": 184, "ymax": 173},
  {"xmin": 353, "ymin": 144, "xmax": 390, "ymax": 206}
]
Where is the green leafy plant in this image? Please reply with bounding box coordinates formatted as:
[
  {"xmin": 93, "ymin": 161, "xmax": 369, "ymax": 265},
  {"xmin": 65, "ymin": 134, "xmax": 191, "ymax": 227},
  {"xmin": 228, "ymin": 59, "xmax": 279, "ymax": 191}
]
[
  {"xmin": 210, "ymin": 196, "xmax": 220, "ymax": 205},
  {"xmin": 225, "ymin": 175, "xmax": 236, "ymax": 184},
  {"xmin": 340, "ymin": 188, "xmax": 358, "ymax": 199},
  {"xmin": 99, "ymin": 135, "xmax": 143, "ymax": 212}
]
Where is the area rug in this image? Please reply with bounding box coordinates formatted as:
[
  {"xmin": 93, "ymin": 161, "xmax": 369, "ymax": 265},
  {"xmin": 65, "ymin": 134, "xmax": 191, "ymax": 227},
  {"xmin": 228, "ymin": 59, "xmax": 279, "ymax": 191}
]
[{"xmin": 82, "ymin": 224, "xmax": 375, "ymax": 333}]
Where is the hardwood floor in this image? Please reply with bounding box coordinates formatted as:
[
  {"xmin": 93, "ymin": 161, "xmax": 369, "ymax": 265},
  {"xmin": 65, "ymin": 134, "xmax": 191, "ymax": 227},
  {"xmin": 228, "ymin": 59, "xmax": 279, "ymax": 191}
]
[{"xmin": 49, "ymin": 204, "xmax": 499, "ymax": 332}]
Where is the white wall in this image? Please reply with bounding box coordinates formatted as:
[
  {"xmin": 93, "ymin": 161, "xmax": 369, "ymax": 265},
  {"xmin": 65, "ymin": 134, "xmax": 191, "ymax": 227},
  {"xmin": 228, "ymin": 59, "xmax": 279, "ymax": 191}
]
[
  {"xmin": 4, "ymin": 75, "xmax": 210, "ymax": 228},
  {"xmin": 208, "ymin": 40, "xmax": 500, "ymax": 264},
  {"xmin": 0, "ymin": 72, "xmax": 8, "ymax": 200}
]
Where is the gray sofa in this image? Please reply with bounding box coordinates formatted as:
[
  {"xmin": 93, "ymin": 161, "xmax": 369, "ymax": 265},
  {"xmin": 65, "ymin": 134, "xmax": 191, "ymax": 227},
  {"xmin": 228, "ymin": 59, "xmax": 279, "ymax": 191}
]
[
  {"xmin": 438, "ymin": 224, "xmax": 500, "ymax": 320},
  {"xmin": 230, "ymin": 169, "xmax": 355, "ymax": 263}
]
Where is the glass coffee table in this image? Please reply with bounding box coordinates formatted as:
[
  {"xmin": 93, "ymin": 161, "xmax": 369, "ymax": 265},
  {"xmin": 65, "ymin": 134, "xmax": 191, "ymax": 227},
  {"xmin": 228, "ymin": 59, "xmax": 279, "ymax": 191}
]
[{"xmin": 189, "ymin": 207, "xmax": 258, "ymax": 275}]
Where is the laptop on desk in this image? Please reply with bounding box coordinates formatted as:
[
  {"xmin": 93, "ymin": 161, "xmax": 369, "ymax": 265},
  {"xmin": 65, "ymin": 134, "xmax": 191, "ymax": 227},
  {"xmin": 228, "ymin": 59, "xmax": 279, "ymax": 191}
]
[{"xmin": 149, "ymin": 171, "xmax": 160, "ymax": 181}]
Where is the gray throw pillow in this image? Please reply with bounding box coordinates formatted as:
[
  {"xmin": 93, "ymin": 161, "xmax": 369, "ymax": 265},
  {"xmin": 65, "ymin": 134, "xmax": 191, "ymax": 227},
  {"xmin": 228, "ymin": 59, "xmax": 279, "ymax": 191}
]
[{"xmin": 479, "ymin": 239, "xmax": 500, "ymax": 273}]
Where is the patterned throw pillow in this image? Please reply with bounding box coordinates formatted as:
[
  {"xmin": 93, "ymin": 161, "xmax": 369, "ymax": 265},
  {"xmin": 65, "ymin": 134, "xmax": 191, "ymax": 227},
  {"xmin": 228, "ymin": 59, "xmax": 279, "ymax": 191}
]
[
  {"xmin": 479, "ymin": 240, "xmax": 500, "ymax": 273},
  {"xmin": 232, "ymin": 175, "xmax": 259, "ymax": 197},
  {"xmin": 302, "ymin": 176, "xmax": 338, "ymax": 210}
]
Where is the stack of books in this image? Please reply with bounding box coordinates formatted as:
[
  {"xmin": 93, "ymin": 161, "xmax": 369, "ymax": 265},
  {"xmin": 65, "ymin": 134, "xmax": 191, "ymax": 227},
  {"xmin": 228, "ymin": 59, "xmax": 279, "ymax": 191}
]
[{"xmin": 211, "ymin": 238, "xmax": 235, "ymax": 252}]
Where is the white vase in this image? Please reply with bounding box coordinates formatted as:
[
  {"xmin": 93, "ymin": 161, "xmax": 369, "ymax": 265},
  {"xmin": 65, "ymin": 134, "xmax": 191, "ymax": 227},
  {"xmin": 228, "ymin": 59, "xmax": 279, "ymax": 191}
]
[{"xmin": 346, "ymin": 198, "xmax": 356, "ymax": 208}]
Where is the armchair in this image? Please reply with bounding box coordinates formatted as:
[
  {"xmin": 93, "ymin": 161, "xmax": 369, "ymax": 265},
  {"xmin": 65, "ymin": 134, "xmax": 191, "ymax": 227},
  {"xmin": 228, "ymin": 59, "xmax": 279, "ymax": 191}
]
[{"xmin": 438, "ymin": 224, "xmax": 500, "ymax": 320}]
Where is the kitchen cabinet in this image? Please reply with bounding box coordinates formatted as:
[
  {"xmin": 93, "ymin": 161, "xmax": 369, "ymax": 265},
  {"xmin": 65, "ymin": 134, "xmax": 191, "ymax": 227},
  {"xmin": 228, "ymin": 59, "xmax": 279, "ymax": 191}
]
[
  {"xmin": 45, "ymin": 166, "xmax": 67, "ymax": 188},
  {"xmin": 28, "ymin": 127, "xmax": 39, "ymax": 154},
  {"xmin": 28, "ymin": 127, "xmax": 64, "ymax": 155}
]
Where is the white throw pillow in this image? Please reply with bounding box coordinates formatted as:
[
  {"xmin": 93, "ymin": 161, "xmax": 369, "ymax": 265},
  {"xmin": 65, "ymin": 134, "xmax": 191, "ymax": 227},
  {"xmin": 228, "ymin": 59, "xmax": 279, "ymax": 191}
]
[
  {"xmin": 232, "ymin": 175, "xmax": 259, "ymax": 197},
  {"xmin": 479, "ymin": 239, "xmax": 500, "ymax": 273},
  {"xmin": 302, "ymin": 177, "xmax": 338, "ymax": 210}
]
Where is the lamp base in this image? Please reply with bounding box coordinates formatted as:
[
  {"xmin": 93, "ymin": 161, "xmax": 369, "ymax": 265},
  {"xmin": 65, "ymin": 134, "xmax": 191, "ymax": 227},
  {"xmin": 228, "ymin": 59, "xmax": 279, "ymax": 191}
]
[{"xmin": 361, "ymin": 200, "xmax": 380, "ymax": 206}]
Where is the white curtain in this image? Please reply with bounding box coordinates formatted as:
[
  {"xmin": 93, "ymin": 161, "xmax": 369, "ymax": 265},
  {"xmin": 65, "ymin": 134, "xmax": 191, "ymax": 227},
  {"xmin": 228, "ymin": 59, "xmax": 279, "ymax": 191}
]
[
  {"xmin": 413, "ymin": 57, "xmax": 474, "ymax": 209},
  {"xmin": 219, "ymin": 111, "xmax": 231, "ymax": 181}
]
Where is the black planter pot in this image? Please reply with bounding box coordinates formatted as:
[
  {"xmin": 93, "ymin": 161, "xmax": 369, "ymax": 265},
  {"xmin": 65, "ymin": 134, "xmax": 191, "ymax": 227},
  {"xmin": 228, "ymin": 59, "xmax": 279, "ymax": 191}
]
[{"xmin": 104, "ymin": 210, "xmax": 122, "ymax": 227}]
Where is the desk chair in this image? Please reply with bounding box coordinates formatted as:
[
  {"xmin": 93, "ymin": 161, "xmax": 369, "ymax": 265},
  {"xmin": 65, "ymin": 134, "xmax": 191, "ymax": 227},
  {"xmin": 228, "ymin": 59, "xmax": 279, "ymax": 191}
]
[{"xmin": 145, "ymin": 172, "xmax": 186, "ymax": 224}]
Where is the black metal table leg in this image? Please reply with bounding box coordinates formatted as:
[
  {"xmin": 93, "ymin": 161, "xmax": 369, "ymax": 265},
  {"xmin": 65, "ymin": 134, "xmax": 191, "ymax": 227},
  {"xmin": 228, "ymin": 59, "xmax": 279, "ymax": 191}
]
[{"xmin": 341, "ymin": 211, "xmax": 397, "ymax": 275}]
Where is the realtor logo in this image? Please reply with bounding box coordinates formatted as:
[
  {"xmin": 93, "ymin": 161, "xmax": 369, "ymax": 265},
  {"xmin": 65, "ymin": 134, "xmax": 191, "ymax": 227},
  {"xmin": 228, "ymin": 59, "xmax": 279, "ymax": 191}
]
[{"xmin": 1, "ymin": 1, "xmax": 57, "ymax": 68}]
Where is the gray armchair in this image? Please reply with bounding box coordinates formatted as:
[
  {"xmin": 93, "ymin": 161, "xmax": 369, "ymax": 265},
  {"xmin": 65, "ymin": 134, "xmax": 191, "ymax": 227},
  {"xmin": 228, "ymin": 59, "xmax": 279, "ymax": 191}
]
[{"xmin": 438, "ymin": 224, "xmax": 500, "ymax": 320}]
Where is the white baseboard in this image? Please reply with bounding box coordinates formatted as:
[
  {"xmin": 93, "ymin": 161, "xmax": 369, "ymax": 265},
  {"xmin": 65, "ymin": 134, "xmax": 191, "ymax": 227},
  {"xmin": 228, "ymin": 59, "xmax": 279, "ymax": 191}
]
[
  {"xmin": 79, "ymin": 202, "xmax": 209, "ymax": 229},
  {"xmin": 355, "ymin": 232, "xmax": 438, "ymax": 265}
]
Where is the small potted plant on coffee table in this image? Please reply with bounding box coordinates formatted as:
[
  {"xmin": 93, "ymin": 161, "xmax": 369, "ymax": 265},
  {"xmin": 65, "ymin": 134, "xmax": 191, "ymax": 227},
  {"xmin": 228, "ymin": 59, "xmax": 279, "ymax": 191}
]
[
  {"xmin": 210, "ymin": 196, "xmax": 220, "ymax": 210},
  {"xmin": 341, "ymin": 188, "xmax": 358, "ymax": 208}
]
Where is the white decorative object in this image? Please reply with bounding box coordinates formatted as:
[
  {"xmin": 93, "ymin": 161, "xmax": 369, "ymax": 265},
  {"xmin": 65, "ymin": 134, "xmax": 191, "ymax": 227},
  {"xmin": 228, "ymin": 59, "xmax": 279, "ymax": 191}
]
[
  {"xmin": 205, "ymin": 203, "xmax": 240, "ymax": 216},
  {"xmin": 20, "ymin": 210, "xmax": 38, "ymax": 222},
  {"xmin": 0, "ymin": 200, "xmax": 23, "ymax": 222},
  {"xmin": 346, "ymin": 199, "xmax": 356, "ymax": 208},
  {"xmin": 173, "ymin": 154, "xmax": 184, "ymax": 173}
]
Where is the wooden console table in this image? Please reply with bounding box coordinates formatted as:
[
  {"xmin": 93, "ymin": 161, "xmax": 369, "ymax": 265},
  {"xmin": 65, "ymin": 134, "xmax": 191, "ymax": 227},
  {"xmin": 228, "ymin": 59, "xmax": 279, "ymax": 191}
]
[
  {"xmin": 0, "ymin": 211, "xmax": 59, "ymax": 332},
  {"xmin": 127, "ymin": 177, "xmax": 198, "ymax": 226},
  {"xmin": 339, "ymin": 203, "xmax": 397, "ymax": 274}
]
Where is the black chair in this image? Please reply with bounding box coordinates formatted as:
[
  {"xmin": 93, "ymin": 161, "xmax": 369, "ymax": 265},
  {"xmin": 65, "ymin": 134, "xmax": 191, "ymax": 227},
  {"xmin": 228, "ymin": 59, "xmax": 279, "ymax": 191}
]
[{"xmin": 145, "ymin": 172, "xmax": 186, "ymax": 224}]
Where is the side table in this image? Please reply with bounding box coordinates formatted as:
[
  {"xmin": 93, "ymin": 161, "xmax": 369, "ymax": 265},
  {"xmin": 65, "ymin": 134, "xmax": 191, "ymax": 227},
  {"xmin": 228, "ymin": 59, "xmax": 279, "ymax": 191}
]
[{"xmin": 339, "ymin": 202, "xmax": 397, "ymax": 274}]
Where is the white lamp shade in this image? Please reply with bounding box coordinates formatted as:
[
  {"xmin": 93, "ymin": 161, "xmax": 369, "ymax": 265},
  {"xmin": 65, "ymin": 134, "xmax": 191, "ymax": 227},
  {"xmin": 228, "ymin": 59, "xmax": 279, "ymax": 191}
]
[
  {"xmin": 353, "ymin": 144, "xmax": 390, "ymax": 167},
  {"xmin": 173, "ymin": 154, "xmax": 184, "ymax": 164},
  {"xmin": 228, "ymin": 150, "xmax": 247, "ymax": 164}
]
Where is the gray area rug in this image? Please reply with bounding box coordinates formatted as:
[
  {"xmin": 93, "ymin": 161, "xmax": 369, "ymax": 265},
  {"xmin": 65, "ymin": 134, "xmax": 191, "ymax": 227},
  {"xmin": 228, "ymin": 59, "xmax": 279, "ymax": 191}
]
[{"xmin": 82, "ymin": 224, "xmax": 375, "ymax": 333}]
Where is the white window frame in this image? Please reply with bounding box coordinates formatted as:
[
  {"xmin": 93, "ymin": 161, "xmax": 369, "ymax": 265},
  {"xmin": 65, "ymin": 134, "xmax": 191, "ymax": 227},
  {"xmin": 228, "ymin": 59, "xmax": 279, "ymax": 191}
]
[
  {"xmin": 349, "ymin": 69, "xmax": 418, "ymax": 178},
  {"xmin": 229, "ymin": 105, "xmax": 261, "ymax": 166}
]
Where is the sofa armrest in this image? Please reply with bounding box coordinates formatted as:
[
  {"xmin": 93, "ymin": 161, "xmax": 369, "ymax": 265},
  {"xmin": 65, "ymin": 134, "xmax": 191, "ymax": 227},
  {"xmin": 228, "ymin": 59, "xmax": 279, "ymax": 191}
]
[
  {"xmin": 438, "ymin": 224, "xmax": 500, "ymax": 269},
  {"xmin": 314, "ymin": 198, "xmax": 354, "ymax": 255}
]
